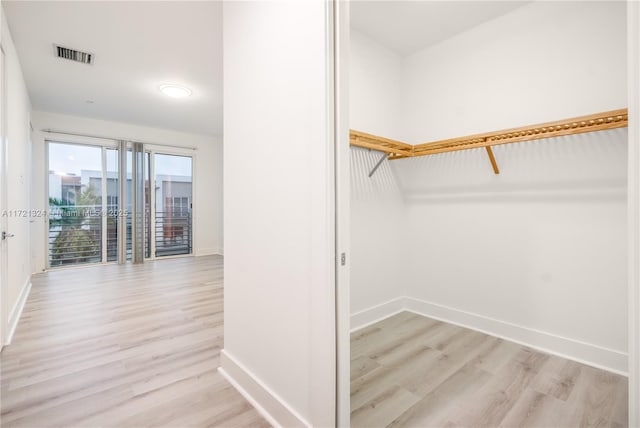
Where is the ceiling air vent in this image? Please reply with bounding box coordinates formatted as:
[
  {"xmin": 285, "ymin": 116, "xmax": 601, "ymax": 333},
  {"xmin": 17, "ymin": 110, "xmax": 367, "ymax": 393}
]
[{"xmin": 54, "ymin": 45, "xmax": 93, "ymax": 65}]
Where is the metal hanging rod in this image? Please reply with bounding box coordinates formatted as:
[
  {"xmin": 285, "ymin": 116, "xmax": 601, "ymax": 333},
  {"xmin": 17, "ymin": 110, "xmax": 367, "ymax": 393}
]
[{"xmin": 41, "ymin": 128, "xmax": 198, "ymax": 151}]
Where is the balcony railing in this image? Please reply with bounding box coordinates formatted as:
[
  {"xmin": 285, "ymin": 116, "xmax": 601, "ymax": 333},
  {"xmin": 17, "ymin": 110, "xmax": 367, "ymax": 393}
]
[
  {"xmin": 151, "ymin": 211, "xmax": 193, "ymax": 257},
  {"xmin": 48, "ymin": 205, "xmax": 104, "ymax": 266},
  {"xmin": 48, "ymin": 205, "xmax": 192, "ymax": 267}
]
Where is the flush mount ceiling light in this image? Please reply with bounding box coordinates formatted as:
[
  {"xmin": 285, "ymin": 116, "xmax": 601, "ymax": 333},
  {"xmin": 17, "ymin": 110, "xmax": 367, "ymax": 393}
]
[{"xmin": 159, "ymin": 84, "xmax": 192, "ymax": 99}]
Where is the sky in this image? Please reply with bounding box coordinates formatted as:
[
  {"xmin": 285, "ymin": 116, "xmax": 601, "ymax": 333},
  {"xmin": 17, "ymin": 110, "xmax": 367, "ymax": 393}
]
[{"xmin": 48, "ymin": 142, "xmax": 192, "ymax": 178}]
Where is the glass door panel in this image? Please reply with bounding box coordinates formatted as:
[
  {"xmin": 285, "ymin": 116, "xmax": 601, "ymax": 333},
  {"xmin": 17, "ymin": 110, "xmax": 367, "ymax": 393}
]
[
  {"xmin": 145, "ymin": 153, "xmax": 151, "ymax": 258},
  {"xmin": 126, "ymin": 150, "xmax": 132, "ymax": 260},
  {"xmin": 48, "ymin": 143, "xmax": 103, "ymax": 267},
  {"xmin": 153, "ymin": 154, "xmax": 192, "ymax": 257},
  {"xmin": 105, "ymin": 148, "xmax": 118, "ymax": 262}
]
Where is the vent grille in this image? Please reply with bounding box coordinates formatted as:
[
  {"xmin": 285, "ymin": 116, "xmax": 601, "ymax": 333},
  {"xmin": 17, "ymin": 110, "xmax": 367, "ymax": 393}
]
[{"xmin": 54, "ymin": 45, "xmax": 93, "ymax": 65}]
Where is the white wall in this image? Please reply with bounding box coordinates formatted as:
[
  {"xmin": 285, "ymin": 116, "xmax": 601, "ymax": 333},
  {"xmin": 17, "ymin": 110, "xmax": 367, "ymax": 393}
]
[
  {"xmin": 350, "ymin": 148, "xmax": 406, "ymax": 321},
  {"xmin": 1, "ymin": 7, "xmax": 33, "ymax": 335},
  {"xmin": 399, "ymin": 131, "xmax": 628, "ymax": 372},
  {"xmin": 349, "ymin": 29, "xmax": 408, "ymax": 325},
  {"xmin": 350, "ymin": 30, "xmax": 403, "ymax": 140},
  {"xmin": 221, "ymin": 1, "xmax": 335, "ymax": 427},
  {"xmin": 350, "ymin": 1, "xmax": 628, "ymax": 372},
  {"xmin": 400, "ymin": 1, "xmax": 627, "ymax": 143},
  {"xmin": 30, "ymin": 110, "xmax": 223, "ymax": 271}
]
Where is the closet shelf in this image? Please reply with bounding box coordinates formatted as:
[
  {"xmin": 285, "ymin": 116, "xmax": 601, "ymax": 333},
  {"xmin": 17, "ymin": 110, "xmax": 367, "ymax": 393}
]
[
  {"xmin": 349, "ymin": 130, "xmax": 413, "ymax": 158},
  {"xmin": 350, "ymin": 108, "xmax": 628, "ymax": 162}
]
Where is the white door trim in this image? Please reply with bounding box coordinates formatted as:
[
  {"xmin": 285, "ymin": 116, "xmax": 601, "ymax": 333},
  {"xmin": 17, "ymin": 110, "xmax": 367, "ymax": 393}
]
[
  {"xmin": 627, "ymin": 1, "xmax": 639, "ymax": 425},
  {"xmin": 0, "ymin": 44, "xmax": 7, "ymax": 349},
  {"xmin": 333, "ymin": 0, "xmax": 350, "ymax": 426},
  {"xmin": 145, "ymin": 150, "xmax": 194, "ymax": 260},
  {"xmin": 336, "ymin": 3, "xmax": 640, "ymax": 426}
]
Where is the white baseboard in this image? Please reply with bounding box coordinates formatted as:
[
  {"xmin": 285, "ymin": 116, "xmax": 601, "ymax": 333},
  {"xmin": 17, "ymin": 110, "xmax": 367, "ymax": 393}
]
[
  {"xmin": 349, "ymin": 296, "xmax": 627, "ymax": 375},
  {"xmin": 6, "ymin": 277, "xmax": 31, "ymax": 345},
  {"xmin": 403, "ymin": 296, "xmax": 628, "ymax": 376},
  {"xmin": 350, "ymin": 297, "xmax": 405, "ymax": 332},
  {"xmin": 195, "ymin": 248, "xmax": 220, "ymax": 257},
  {"xmin": 195, "ymin": 248, "xmax": 224, "ymax": 256},
  {"xmin": 219, "ymin": 349, "xmax": 310, "ymax": 428}
]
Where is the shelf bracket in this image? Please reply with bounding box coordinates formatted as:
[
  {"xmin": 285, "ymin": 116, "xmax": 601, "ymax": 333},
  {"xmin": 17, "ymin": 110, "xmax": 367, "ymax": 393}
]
[
  {"xmin": 369, "ymin": 152, "xmax": 388, "ymax": 178},
  {"xmin": 485, "ymin": 146, "xmax": 500, "ymax": 175}
]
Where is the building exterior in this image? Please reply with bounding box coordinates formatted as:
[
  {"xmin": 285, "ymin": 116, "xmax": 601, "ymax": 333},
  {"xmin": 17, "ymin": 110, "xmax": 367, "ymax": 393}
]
[{"xmin": 47, "ymin": 169, "xmax": 193, "ymax": 264}]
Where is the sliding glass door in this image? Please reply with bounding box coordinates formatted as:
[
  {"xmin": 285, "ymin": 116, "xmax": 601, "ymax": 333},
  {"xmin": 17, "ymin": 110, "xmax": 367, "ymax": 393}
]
[
  {"xmin": 48, "ymin": 142, "xmax": 105, "ymax": 266},
  {"xmin": 148, "ymin": 153, "xmax": 193, "ymax": 258},
  {"xmin": 48, "ymin": 142, "xmax": 193, "ymax": 267}
]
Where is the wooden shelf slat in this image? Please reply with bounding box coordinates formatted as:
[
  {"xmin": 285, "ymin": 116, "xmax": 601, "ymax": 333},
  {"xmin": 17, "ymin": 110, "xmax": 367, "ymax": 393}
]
[
  {"xmin": 349, "ymin": 108, "xmax": 628, "ymax": 162},
  {"xmin": 411, "ymin": 109, "xmax": 628, "ymax": 156},
  {"xmin": 350, "ymin": 130, "xmax": 414, "ymax": 157}
]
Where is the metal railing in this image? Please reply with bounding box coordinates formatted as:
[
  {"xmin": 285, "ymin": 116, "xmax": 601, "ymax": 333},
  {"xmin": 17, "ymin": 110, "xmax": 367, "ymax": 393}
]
[
  {"xmin": 48, "ymin": 205, "xmax": 105, "ymax": 266},
  {"xmin": 152, "ymin": 211, "xmax": 192, "ymax": 257},
  {"xmin": 48, "ymin": 205, "xmax": 192, "ymax": 266}
]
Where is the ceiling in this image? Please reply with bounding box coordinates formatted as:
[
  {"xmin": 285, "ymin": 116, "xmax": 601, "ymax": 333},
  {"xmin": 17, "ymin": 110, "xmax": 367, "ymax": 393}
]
[
  {"xmin": 3, "ymin": 1, "xmax": 530, "ymax": 136},
  {"xmin": 351, "ymin": 1, "xmax": 532, "ymax": 56},
  {"xmin": 3, "ymin": 1, "xmax": 222, "ymax": 137}
]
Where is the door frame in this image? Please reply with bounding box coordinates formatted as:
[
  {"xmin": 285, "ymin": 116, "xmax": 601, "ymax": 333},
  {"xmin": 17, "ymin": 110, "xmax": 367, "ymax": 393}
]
[
  {"xmin": 334, "ymin": 2, "xmax": 640, "ymax": 426},
  {"xmin": 0, "ymin": 44, "xmax": 7, "ymax": 348},
  {"xmin": 144, "ymin": 147, "xmax": 195, "ymax": 260},
  {"xmin": 627, "ymin": 1, "xmax": 639, "ymax": 425},
  {"xmin": 333, "ymin": 0, "xmax": 350, "ymax": 426},
  {"xmin": 44, "ymin": 139, "xmax": 117, "ymax": 269}
]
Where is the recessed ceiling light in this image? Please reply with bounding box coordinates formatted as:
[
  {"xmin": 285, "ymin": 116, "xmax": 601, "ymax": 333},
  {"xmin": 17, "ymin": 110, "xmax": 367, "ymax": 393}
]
[{"xmin": 159, "ymin": 84, "xmax": 192, "ymax": 99}]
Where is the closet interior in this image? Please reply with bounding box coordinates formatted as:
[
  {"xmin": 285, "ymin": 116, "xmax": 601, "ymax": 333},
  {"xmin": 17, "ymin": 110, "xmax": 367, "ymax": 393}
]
[{"xmin": 349, "ymin": 1, "xmax": 629, "ymax": 427}]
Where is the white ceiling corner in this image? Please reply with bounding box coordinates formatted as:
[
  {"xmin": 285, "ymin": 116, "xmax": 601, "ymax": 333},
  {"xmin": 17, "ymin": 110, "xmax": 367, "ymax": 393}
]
[
  {"xmin": 3, "ymin": 1, "xmax": 223, "ymax": 137},
  {"xmin": 350, "ymin": 1, "xmax": 533, "ymax": 56}
]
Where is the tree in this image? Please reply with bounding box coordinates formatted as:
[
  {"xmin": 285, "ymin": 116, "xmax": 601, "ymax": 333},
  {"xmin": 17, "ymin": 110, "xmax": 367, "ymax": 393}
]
[{"xmin": 50, "ymin": 185, "xmax": 101, "ymax": 265}]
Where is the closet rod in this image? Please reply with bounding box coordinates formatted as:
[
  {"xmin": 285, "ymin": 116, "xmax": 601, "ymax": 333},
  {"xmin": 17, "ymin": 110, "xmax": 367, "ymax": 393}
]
[
  {"xmin": 349, "ymin": 108, "xmax": 628, "ymax": 160},
  {"xmin": 412, "ymin": 108, "xmax": 628, "ymax": 157},
  {"xmin": 41, "ymin": 129, "xmax": 198, "ymax": 151}
]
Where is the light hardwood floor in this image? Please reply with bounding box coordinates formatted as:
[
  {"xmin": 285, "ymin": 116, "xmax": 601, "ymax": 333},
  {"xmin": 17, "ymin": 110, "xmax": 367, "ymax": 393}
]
[
  {"xmin": 1, "ymin": 256, "xmax": 270, "ymax": 428},
  {"xmin": 351, "ymin": 312, "xmax": 628, "ymax": 428}
]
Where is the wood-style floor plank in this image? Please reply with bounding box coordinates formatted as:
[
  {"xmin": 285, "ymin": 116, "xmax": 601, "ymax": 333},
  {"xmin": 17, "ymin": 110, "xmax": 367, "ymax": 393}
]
[
  {"xmin": 352, "ymin": 312, "xmax": 628, "ymax": 428},
  {"xmin": 1, "ymin": 256, "xmax": 269, "ymax": 428}
]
